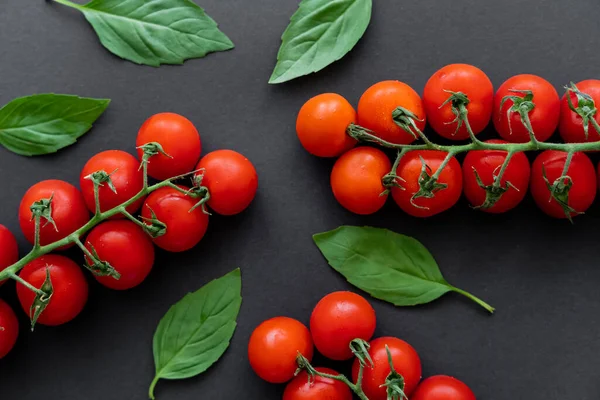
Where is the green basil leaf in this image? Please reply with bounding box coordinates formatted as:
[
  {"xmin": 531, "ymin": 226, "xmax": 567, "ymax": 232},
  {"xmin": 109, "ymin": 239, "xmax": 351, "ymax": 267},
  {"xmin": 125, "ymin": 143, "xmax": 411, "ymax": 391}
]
[
  {"xmin": 313, "ymin": 226, "xmax": 494, "ymax": 313},
  {"xmin": 53, "ymin": 0, "xmax": 234, "ymax": 67},
  {"xmin": 269, "ymin": 0, "xmax": 372, "ymax": 84},
  {"xmin": 149, "ymin": 269, "xmax": 242, "ymax": 399},
  {"xmin": 0, "ymin": 94, "xmax": 110, "ymax": 156}
]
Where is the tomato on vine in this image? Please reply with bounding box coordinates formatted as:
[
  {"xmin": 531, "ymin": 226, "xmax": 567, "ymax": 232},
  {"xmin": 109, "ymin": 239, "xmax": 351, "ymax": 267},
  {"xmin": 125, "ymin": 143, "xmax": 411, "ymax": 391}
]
[
  {"xmin": 559, "ymin": 80, "xmax": 600, "ymax": 143},
  {"xmin": 0, "ymin": 299, "xmax": 18, "ymax": 359},
  {"xmin": 330, "ymin": 147, "xmax": 391, "ymax": 215},
  {"xmin": 412, "ymin": 375, "xmax": 476, "ymax": 400},
  {"xmin": 0, "ymin": 224, "xmax": 18, "ymax": 285},
  {"xmin": 493, "ymin": 74, "xmax": 560, "ymax": 143},
  {"xmin": 423, "ymin": 64, "xmax": 493, "ymax": 140},
  {"xmin": 283, "ymin": 367, "xmax": 352, "ymax": 400},
  {"xmin": 391, "ymin": 150, "xmax": 462, "ymax": 217},
  {"xmin": 462, "ymin": 140, "xmax": 530, "ymax": 213},
  {"xmin": 296, "ymin": 93, "xmax": 357, "ymax": 157},
  {"xmin": 248, "ymin": 316, "xmax": 314, "ymax": 384}
]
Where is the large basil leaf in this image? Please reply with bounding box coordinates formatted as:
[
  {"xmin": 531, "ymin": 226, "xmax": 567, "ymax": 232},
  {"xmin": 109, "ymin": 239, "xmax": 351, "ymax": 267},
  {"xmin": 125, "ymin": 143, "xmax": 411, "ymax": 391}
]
[
  {"xmin": 269, "ymin": 0, "xmax": 372, "ymax": 84},
  {"xmin": 313, "ymin": 226, "xmax": 494, "ymax": 313},
  {"xmin": 0, "ymin": 94, "xmax": 109, "ymax": 156},
  {"xmin": 149, "ymin": 269, "xmax": 242, "ymax": 399},
  {"xmin": 53, "ymin": 0, "xmax": 234, "ymax": 67}
]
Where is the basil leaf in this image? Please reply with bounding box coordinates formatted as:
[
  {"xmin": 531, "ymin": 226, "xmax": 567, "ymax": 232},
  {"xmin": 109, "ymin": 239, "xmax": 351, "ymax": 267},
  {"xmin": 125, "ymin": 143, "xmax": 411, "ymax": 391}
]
[
  {"xmin": 0, "ymin": 94, "xmax": 110, "ymax": 156},
  {"xmin": 53, "ymin": 0, "xmax": 234, "ymax": 67},
  {"xmin": 313, "ymin": 226, "xmax": 494, "ymax": 313},
  {"xmin": 149, "ymin": 269, "xmax": 242, "ymax": 399},
  {"xmin": 269, "ymin": 0, "xmax": 372, "ymax": 84}
]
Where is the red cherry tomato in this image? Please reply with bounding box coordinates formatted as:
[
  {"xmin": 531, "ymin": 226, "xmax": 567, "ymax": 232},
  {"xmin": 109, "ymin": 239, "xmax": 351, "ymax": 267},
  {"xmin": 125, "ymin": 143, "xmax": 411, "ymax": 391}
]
[
  {"xmin": 0, "ymin": 224, "xmax": 18, "ymax": 286},
  {"xmin": 330, "ymin": 147, "xmax": 391, "ymax": 215},
  {"xmin": 357, "ymin": 81, "xmax": 426, "ymax": 145},
  {"xmin": 283, "ymin": 367, "xmax": 352, "ymax": 400},
  {"xmin": 19, "ymin": 180, "xmax": 89, "ymax": 248},
  {"xmin": 462, "ymin": 140, "xmax": 530, "ymax": 213},
  {"xmin": 559, "ymin": 80, "xmax": 600, "ymax": 143},
  {"xmin": 530, "ymin": 151, "xmax": 596, "ymax": 219},
  {"xmin": 423, "ymin": 64, "xmax": 493, "ymax": 140},
  {"xmin": 17, "ymin": 254, "xmax": 88, "ymax": 326},
  {"xmin": 248, "ymin": 316, "xmax": 314, "ymax": 384},
  {"xmin": 494, "ymin": 74, "xmax": 560, "ymax": 143},
  {"xmin": 80, "ymin": 150, "xmax": 144, "ymax": 217},
  {"xmin": 136, "ymin": 113, "xmax": 201, "ymax": 180},
  {"xmin": 196, "ymin": 150, "xmax": 258, "ymax": 215},
  {"xmin": 391, "ymin": 150, "xmax": 462, "ymax": 217},
  {"xmin": 84, "ymin": 220, "xmax": 154, "ymax": 290},
  {"xmin": 412, "ymin": 375, "xmax": 476, "ymax": 400},
  {"xmin": 141, "ymin": 186, "xmax": 209, "ymax": 252},
  {"xmin": 352, "ymin": 337, "xmax": 422, "ymax": 400},
  {"xmin": 0, "ymin": 299, "xmax": 18, "ymax": 358},
  {"xmin": 296, "ymin": 93, "xmax": 357, "ymax": 157},
  {"xmin": 310, "ymin": 291, "xmax": 376, "ymax": 361}
]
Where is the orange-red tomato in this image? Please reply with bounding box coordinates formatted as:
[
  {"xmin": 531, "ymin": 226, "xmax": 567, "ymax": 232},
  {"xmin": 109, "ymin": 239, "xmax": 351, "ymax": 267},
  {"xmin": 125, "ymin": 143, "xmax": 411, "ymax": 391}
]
[
  {"xmin": 283, "ymin": 368, "xmax": 352, "ymax": 400},
  {"xmin": 0, "ymin": 225, "xmax": 18, "ymax": 286},
  {"xmin": 559, "ymin": 80, "xmax": 600, "ymax": 143},
  {"xmin": 412, "ymin": 375, "xmax": 476, "ymax": 400},
  {"xmin": 0, "ymin": 299, "xmax": 18, "ymax": 358}
]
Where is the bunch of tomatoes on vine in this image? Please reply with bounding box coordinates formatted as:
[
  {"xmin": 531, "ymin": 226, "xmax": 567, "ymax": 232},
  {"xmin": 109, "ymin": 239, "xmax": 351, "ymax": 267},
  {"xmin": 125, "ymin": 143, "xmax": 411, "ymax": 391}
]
[
  {"xmin": 297, "ymin": 63, "xmax": 600, "ymax": 221},
  {"xmin": 0, "ymin": 112, "xmax": 258, "ymax": 359}
]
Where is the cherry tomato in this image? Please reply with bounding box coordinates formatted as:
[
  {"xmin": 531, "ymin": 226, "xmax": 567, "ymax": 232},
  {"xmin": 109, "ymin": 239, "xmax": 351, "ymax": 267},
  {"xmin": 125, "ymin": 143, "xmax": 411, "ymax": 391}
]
[
  {"xmin": 330, "ymin": 147, "xmax": 391, "ymax": 215},
  {"xmin": 493, "ymin": 74, "xmax": 560, "ymax": 143},
  {"xmin": 352, "ymin": 337, "xmax": 422, "ymax": 400},
  {"xmin": 310, "ymin": 291, "xmax": 376, "ymax": 361},
  {"xmin": 248, "ymin": 316, "xmax": 314, "ymax": 384},
  {"xmin": 0, "ymin": 224, "xmax": 18, "ymax": 286},
  {"xmin": 80, "ymin": 150, "xmax": 144, "ymax": 217},
  {"xmin": 141, "ymin": 186, "xmax": 208, "ymax": 252},
  {"xmin": 559, "ymin": 80, "xmax": 600, "ymax": 143},
  {"xmin": 530, "ymin": 151, "xmax": 596, "ymax": 219},
  {"xmin": 84, "ymin": 220, "xmax": 154, "ymax": 290},
  {"xmin": 0, "ymin": 299, "xmax": 18, "ymax": 359},
  {"xmin": 19, "ymin": 180, "xmax": 90, "ymax": 248},
  {"xmin": 423, "ymin": 64, "xmax": 493, "ymax": 140},
  {"xmin": 136, "ymin": 113, "xmax": 201, "ymax": 180},
  {"xmin": 462, "ymin": 139, "xmax": 530, "ymax": 213},
  {"xmin": 283, "ymin": 367, "xmax": 352, "ymax": 400},
  {"xmin": 196, "ymin": 150, "xmax": 258, "ymax": 215},
  {"xmin": 296, "ymin": 93, "xmax": 357, "ymax": 157},
  {"xmin": 412, "ymin": 375, "xmax": 476, "ymax": 400},
  {"xmin": 17, "ymin": 254, "xmax": 88, "ymax": 326},
  {"xmin": 391, "ymin": 150, "xmax": 462, "ymax": 217},
  {"xmin": 357, "ymin": 81, "xmax": 426, "ymax": 145}
]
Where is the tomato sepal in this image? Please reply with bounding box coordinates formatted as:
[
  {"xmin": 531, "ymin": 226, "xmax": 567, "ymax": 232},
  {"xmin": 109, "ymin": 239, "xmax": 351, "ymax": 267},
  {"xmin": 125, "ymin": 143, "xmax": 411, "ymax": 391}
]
[
  {"xmin": 140, "ymin": 206, "xmax": 168, "ymax": 238},
  {"xmin": 350, "ymin": 338, "xmax": 374, "ymax": 368},
  {"xmin": 381, "ymin": 345, "xmax": 408, "ymax": 400},
  {"xmin": 542, "ymin": 164, "xmax": 581, "ymax": 223},
  {"xmin": 28, "ymin": 267, "xmax": 53, "ymax": 331},
  {"xmin": 565, "ymin": 82, "xmax": 600, "ymax": 140},
  {"xmin": 439, "ymin": 91, "xmax": 476, "ymax": 140},
  {"xmin": 470, "ymin": 164, "xmax": 518, "ymax": 210},
  {"xmin": 410, "ymin": 156, "xmax": 449, "ymax": 209},
  {"xmin": 499, "ymin": 89, "xmax": 538, "ymax": 143},
  {"xmin": 30, "ymin": 195, "xmax": 58, "ymax": 248},
  {"xmin": 79, "ymin": 240, "xmax": 121, "ymax": 280}
]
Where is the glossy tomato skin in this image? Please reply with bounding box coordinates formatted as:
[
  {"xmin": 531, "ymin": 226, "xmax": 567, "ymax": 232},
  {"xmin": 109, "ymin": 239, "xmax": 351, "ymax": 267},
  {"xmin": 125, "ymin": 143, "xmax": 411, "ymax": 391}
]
[
  {"xmin": 283, "ymin": 367, "xmax": 352, "ymax": 400},
  {"xmin": 136, "ymin": 113, "xmax": 201, "ymax": 180},
  {"xmin": 352, "ymin": 337, "xmax": 422, "ymax": 400},
  {"xmin": 80, "ymin": 150, "xmax": 144, "ymax": 216},
  {"xmin": 411, "ymin": 375, "xmax": 476, "ymax": 400},
  {"xmin": 462, "ymin": 139, "xmax": 530, "ymax": 213},
  {"xmin": 17, "ymin": 255, "xmax": 88, "ymax": 326},
  {"xmin": 392, "ymin": 150, "xmax": 462, "ymax": 217},
  {"xmin": 331, "ymin": 147, "xmax": 391, "ymax": 215},
  {"xmin": 196, "ymin": 150, "xmax": 258, "ymax": 215},
  {"xmin": 0, "ymin": 225, "xmax": 19, "ymax": 286},
  {"xmin": 530, "ymin": 151, "xmax": 596, "ymax": 219},
  {"xmin": 0, "ymin": 299, "xmax": 18, "ymax": 358},
  {"xmin": 296, "ymin": 93, "xmax": 357, "ymax": 157},
  {"xmin": 19, "ymin": 180, "xmax": 90, "ymax": 248},
  {"xmin": 141, "ymin": 186, "xmax": 209, "ymax": 252},
  {"xmin": 423, "ymin": 64, "xmax": 493, "ymax": 140},
  {"xmin": 248, "ymin": 316, "xmax": 314, "ymax": 384},
  {"xmin": 310, "ymin": 291, "xmax": 376, "ymax": 360},
  {"xmin": 494, "ymin": 74, "xmax": 560, "ymax": 143},
  {"xmin": 84, "ymin": 220, "xmax": 154, "ymax": 290},
  {"xmin": 358, "ymin": 81, "xmax": 426, "ymax": 145},
  {"xmin": 559, "ymin": 80, "xmax": 600, "ymax": 143}
]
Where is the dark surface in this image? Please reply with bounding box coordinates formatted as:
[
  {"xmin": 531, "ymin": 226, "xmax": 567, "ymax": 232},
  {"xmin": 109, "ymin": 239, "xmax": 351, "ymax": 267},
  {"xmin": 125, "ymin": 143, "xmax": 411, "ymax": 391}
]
[{"xmin": 1, "ymin": 0, "xmax": 599, "ymax": 399}]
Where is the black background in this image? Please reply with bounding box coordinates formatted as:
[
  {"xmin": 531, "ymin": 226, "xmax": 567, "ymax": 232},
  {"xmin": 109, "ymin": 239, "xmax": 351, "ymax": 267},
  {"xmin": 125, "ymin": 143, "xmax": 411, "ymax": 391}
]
[{"xmin": 1, "ymin": 1, "xmax": 599, "ymax": 399}]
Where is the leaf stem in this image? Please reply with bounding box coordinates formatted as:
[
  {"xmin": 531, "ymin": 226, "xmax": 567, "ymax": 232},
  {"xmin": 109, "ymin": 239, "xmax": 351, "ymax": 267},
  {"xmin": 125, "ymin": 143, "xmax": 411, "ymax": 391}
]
[
  {"xmin": 51, "ymin": 0, "xmax": 86, "ymax": 11},
  {"xmin": 450, "ymin": 286, "xmax": 495, "ymax": 314},
  {"xmin": 148, "ymin": 375, "xmax": 160, "ymax": 400}
]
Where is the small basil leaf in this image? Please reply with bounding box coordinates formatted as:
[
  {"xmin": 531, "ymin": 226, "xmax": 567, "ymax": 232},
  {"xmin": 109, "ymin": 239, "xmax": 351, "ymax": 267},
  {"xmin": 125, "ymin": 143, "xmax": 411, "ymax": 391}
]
[
  {"xmin": 313, "ymin": 226, "xmax": 494, "ymax": 313},
  {"xmin": 269, "ymin": 0, "xmax": 372, "ymax": 84},
  {"xmin": 150, "ymin": 269, "xmax": 242, "ymax": 399},
  {"xmin": 0, "ymin": 94, "xmax": 110, "ymax": 156},
  {"xmin": 53, "ymin": 0, "xmax": 234, "ymax": 67}
]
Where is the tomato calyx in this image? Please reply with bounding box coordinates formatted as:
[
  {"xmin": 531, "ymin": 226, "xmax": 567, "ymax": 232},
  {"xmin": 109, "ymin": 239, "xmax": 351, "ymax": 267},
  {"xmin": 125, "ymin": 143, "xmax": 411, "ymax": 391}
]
[
  {"xmin": 499, "ymin": 90, "xmax": 538, "ymax": 142},
  {"xmin": 85, "ymin": 170, "xmax": 118, "ymax": 194},
  {"xmin": 28, "ymin": 266, "xmax": 53, "ymax": 331},
  {"xmin": 410, "ymin": 156, "xmax": 448, "ymax": 209},
  {"xmin": 187, "ymin": 171, "xmax": 212, "ymax": 214},
  {"xmin": 566, "ymin": 82, "xmax": 600, "ymax": 140},
  {"xmin": 439, "ymin": 91, "xmax": 475, "ymax": 139},
  {"xmin": 350, "ymin": 338, "xmax": 374, "ymax": 368},
  {"xmin": 30, "ymin": 195, "xmax": 58, "ymax": 232},
  {"xmin": 141, "ymin": 205, "xmax": 168, "ymax": 238},
  {"xmin": 82, "ymin": 243, "xmax": 121, "ymax": 280},
  {"xmin": 542, "ymin": 164, "xmax": 581, "ymax": 223},
  {"xmin": 392, "ymin": 107, "xmax": 422, "ymax": 140},
  {"xmin": 381, "ymin": 346, "xmax": 408, "ymax": 400},
  {"xmin": 138, "ymin": 142, "xmax": 172, "ymax": 164}
]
